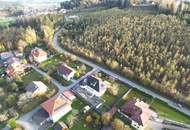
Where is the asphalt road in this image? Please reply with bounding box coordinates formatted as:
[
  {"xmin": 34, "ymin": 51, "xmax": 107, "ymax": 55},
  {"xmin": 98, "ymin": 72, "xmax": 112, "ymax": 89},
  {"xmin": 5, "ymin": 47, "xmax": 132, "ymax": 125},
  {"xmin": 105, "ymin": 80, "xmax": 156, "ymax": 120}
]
[
  {"xmin": 16, "ymin": 65, "xmax": 97, "ymax": 130},
  {"xmin": 53, "ymin": 31, "xmax": 190, "ymax": 117}
]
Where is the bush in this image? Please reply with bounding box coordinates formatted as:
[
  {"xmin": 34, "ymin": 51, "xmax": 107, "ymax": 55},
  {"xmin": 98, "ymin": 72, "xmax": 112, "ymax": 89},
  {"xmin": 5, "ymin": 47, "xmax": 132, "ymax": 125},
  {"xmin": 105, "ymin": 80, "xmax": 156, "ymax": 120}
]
[
  {"xmin": 8, "ymin": 119, "xmax": 17, "ymax": 128},
  {"xmin": 101, "ymin": 112, "xmax": 112, "ymax": 126}
]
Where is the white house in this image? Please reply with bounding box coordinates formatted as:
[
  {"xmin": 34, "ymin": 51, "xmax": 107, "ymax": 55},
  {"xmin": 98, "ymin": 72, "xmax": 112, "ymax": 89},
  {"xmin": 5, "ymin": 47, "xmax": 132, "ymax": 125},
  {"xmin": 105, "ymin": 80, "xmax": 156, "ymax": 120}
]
[
  {"xmin": 57, "ymin": 63, "xmax": 76, "ymax": 81},
  {"xmin": 41, "ymin": 93, "xmax": 72, "ymax": 122},
  {"xmin": 30, "ymin": 48, "xmax": 47, "ymax": 63},
  {"xmin": 26, "ymin": 81, "xmax": 48, "ymax": 97},
  {"xmin": 80, "ymin": 75, "xmax": 107, "ymax": 97}
]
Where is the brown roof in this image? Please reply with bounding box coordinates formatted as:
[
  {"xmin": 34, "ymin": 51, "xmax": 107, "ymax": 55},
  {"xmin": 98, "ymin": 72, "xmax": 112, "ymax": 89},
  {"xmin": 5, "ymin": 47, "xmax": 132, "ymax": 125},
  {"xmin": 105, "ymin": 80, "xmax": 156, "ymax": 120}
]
[
  {"xmin": 121, "ymin": 98, "xmax": 153, "ymax": 126},
  {"xmin": 57, "ymin": 64, "xmax": 73, "ymax": 76},
  {"xmin": 41, "ymin": 93, "xmax": 72, "ymax": 116}
]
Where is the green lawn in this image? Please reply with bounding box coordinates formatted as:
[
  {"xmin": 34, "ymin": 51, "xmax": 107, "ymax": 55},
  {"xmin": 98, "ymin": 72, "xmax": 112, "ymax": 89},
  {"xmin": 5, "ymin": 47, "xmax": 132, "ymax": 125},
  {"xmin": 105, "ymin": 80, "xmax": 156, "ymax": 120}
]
[
  {"xmin": 50, "ymin": 72, "xmax": 73, "ymax": 86},
  {"xmin": 118, "ymin": 88, "xmax": 190, "ymax": 124},
  {"xmin": 123, "ymin": 89, "xmax": 153, "ymax": 104},
  {"xmin": 40, "ymin": 54, "xmax": 92, "ymax": 81},
  {"xmin": 102, "ymin": 82, "xmax": 129, "ymax": 108},
  {"xmin": 72, "ymin": 98, "xmax": 86, "ymax": 110},
  {"xmin": 150, "ymin": 99, "xmax": 190, "ymax": 124},
  {"xmin": 39, "ymin": 55, "xmax": 61, "ymax": 71},
  {"xmin": 0, "ymin": 18, "xmax": 15, "ymax": 27},
  {"xmin": 22, "ymin": 70, "xmax": 43, "ymax": 86}
]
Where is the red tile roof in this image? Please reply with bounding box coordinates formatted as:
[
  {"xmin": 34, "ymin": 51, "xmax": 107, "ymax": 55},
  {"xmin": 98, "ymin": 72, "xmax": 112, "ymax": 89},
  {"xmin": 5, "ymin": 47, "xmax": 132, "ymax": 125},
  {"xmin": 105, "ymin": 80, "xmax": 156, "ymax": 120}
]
[
  {"xmin": 41, "ymin": 93, "xmax": 72, "ymax": 116},
  {"xmin": 31, "ymin": 48, "xmax": 47, "ymax": 58}
]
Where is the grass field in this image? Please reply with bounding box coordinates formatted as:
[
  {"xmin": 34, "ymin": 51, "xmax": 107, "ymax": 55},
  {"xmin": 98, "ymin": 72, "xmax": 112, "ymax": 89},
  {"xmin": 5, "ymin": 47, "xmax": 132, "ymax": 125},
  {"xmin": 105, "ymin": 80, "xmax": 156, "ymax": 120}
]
[
  {"xmin": 102, "ymin": 82, "xmax": 129, "ymax": 107},
  {"xmin": 22, "ymin": 70, "xmax": 43, "ymax": 86},
  {"xmin": 150, "ymin": 99, "xmax": 190, "ymax": 124},
  {"xmin": 117, "ymin": 88, "xmax": 190, "ymax": 124},
  {"xmin": 0, "ymin": 18, "xmax": 15, "ymax": 27}
]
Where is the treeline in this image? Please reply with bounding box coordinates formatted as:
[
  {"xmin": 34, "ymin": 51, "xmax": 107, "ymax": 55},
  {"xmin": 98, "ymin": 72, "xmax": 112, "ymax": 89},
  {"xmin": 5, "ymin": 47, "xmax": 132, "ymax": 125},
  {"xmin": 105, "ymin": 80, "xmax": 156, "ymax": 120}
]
[
  {"xmin": 60, "ymin": 0, "xmax": 190, "ymax": 14},
  {"xmin": 59, "ymin": 8, "xmax": 190, "ymax": 106},
  {"xmin": 0, "ymin": 14, "xmax": 64, "ymax": 52}
]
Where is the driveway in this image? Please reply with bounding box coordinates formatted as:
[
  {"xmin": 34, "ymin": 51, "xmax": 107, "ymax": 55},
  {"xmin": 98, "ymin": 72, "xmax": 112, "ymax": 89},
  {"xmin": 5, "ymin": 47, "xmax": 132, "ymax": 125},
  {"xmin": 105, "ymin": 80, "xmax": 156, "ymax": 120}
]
[{"xmin": 17, "ymin": 107, "xmax": 40, "ymax": 130}]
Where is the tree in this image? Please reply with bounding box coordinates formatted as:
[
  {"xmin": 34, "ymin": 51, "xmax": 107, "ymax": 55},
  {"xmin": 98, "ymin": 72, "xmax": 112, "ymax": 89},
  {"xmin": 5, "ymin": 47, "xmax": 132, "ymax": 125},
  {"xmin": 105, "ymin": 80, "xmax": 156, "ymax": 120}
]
[
  {"xmin": 22, "ymin": 26, "xmax": 37, "ymax": 45},
  {"xmin": 17, "ymin": 39, "xmax": 27, "ymax": 52},
  {"xmin": 108, "ymin": 83, "xmax": 119, "ymax": 96},
  {"xmin": 85, "ymin": 115, "xmax": 93, "ymax": 124},
  {"xmin": 8, "ymin": 82, "xmax": 18, "ymax": 92},
  {"xmin": 112, "ymin": 118, "xmax": 125, "ymax": 130},
  {"xmin": 101, "ymin": 112, "xmax": 112, "ymax": 126},
  {"xmin": 5, "ymin": 95, "xmax": 17, "ymax": 107},
  {"xmin": 41, "ymin": 25, "xmax": 54, "ymax": 45},
  {"xmin": 8, "ymin": 119, "xmax": 17, "ymax": 128}
]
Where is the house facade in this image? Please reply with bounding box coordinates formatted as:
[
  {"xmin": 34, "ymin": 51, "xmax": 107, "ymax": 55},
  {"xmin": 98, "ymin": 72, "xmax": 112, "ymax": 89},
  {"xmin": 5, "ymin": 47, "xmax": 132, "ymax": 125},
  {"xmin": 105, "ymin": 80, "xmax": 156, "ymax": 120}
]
[
  {"xmin": 6, "ymin": 60, "xmax": 27, "ymax": 77},
  {"xmin": 57, "ymin": 63, "xmax": 76, "ymax": 81},
  {"xmin": 121, "ymin": 98, "xmax": 155, "ymax": 130},
  {"xmin": 80, "ymin": 75, "xmax": 107, "ymax": 97},
  {"xmin": 26, "ymin": 81, "xmax": 48, "ymax": 97},
  {"xmin": 0, "ymin": 51, "xmax": 14, "ymax": 60},
  {"xmin": 30, "ymin": 48, "xmax": 47, "ymax": 63},
  {"xmin": 41, "ymin": 93, "xmax": 72, "ymax": 122}
]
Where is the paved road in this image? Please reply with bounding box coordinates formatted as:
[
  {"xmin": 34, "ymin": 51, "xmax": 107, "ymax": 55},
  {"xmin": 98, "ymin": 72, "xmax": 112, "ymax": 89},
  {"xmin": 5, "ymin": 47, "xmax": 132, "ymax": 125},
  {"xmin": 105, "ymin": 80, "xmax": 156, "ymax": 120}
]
[
  {"xmin": 54, "ymin": 31, "xmax": 190, "ymax": 117},
  {"xmin": 16, "ymin": 65, "xmax": 97, "ymax": 130},
  {"xmin": 149, "ymin": 120, "xmax": 190, "ymax": 130}
]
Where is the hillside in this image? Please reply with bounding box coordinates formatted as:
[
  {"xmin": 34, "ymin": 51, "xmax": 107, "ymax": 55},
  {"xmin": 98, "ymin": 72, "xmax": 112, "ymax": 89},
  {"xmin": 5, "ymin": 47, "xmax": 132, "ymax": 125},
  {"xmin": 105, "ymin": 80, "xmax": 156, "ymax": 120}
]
[{"xmin": 59, "ymin": 8, "xmax": 190, "ymax": 106}]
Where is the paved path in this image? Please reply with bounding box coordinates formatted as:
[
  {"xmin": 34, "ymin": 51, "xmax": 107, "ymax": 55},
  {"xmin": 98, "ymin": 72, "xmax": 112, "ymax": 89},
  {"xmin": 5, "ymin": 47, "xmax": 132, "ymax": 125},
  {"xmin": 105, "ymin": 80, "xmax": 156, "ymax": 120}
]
[
  {"xmin": 54, "ymin": 31, "xmax": 190, "ymax": 117},
  {"xmin": 149, "ymin": 120, "xmax": 190, "ymax": 130},
  {"xmin": 17, "ymin": 107, "xmax": 40, "ymax": 130},
  {"xmin": 16, "ymin": 65, "xmax": 97, "ymax": 130}
]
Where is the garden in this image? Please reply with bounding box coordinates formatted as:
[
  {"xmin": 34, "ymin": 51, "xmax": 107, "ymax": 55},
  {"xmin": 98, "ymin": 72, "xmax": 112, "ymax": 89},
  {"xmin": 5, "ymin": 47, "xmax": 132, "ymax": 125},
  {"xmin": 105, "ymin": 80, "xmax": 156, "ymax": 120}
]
[
  {"xmin": 39, "ymin": 53, "xmax": 92, "ymax": 86},
  {"xmin": 0, "ymin": 69, "xmax": 57, "ymax": 129},
  {"xmin": 96, "ymin": 71, "xmax": 190, "ymax": 125},
  {"xmin": 49, "ymin": 98, "xmax": 101, "ymax": 130}
]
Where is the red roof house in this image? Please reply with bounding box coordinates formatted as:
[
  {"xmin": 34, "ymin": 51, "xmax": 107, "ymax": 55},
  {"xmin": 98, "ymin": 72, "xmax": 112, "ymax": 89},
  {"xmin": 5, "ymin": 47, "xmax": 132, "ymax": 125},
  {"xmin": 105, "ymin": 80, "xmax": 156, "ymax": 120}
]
[
  {"xmin": 30, "ymin": 48, "xmax": 47, "ymax": 63},
  {"xmin": 41, "ymin": 93, "xmax": 72, "ymax": 122}
]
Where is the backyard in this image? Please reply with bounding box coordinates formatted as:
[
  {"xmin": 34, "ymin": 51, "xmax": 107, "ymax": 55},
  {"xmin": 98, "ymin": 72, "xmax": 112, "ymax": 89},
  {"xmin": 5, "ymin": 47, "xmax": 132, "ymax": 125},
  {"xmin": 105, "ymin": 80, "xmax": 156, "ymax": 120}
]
[
  {"xmin": 0, "ymin": 69, "xmax": 57, "ymax": 126},
  {"xmin": 40, "ymin": 54, "xmax": 92, "ymax": 86},
  {"xmin": 116, "ymin": 88, "xmax": 190, "ymax": 124},
  {"xmin": 49, "ymin": 98, "xmax": 101, "ymax": 130},
  {"xmin": 102, "ymin": 81, "xmax": 130, "ymax": 108}
]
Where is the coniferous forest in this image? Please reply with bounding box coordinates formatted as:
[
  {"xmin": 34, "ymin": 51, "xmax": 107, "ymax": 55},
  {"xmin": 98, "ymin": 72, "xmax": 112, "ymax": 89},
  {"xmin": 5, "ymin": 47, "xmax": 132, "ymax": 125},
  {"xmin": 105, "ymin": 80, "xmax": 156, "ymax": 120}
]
[{"xmin": 59, "ymin": 9, "xmax": 190, "ymax": 106}]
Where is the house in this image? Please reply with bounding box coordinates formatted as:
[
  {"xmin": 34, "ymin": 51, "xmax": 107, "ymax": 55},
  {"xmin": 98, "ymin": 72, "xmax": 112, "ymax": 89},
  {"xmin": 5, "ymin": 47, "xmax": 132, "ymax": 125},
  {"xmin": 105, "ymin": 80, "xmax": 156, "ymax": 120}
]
[
  {"xmin": 30, "ymin": 48, "xmax": 47, "ymax": 63},
  {"xmin": 14, "ymin": 50, "xmax": 23, "ymax": 58},
  {"xmin": 6, "ymin": 61, "xmax": 27, "ymax": 77},
  {"xmin": 121, "ymin": 98, "xmax": 155, "ymax": 130},
  {"xmin": 63, "ymin": 90, "xmax": 76, "ymax": 101},
  {"xmin": 41, "ymin": 93, "xmax": 72, "ymax": 122},
  {"xmin": 53, "ymin": 122, "xmax": 68, "ymax": 130},
  {"xmin": 6, "ymin": 57, "xmax": 20, "ymax": 65},
  {"xmin": 80, "ymin": 75, "xmax": 107, "ymax": 97},
  {"xmin": 0, "ymin": 51, "xmax": 14, "ymax": 60},
  {"xmin": 26, "ymin": 81, "xmax": 48, "ymax": 97},
  {"xmin": 57, "ymin": 63, "xmax": 76, "ymax": 81}
]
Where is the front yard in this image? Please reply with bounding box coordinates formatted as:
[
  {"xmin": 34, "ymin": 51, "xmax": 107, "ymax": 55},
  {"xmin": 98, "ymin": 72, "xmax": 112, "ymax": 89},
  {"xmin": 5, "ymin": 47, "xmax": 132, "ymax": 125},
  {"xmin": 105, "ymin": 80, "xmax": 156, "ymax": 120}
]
[
  {"xmin": 116, "ymin": 88, "xmax": 190, "ymax": 124},
  {"xmin": 102, "ymin": 81, "xmax": 130, "ymax": 108},
  {"xmin": 0, "ymin": 69, "xmax": 57, "ymax": 127},
  {"xmin": 39, "ymin": 54, "xmax": 92, "ymax": 86},
  {"xmin": 49, "ymin": 98, "xmax": 101, "ymax": 130}
]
